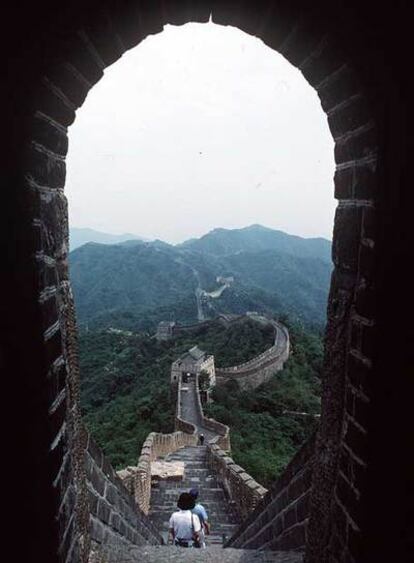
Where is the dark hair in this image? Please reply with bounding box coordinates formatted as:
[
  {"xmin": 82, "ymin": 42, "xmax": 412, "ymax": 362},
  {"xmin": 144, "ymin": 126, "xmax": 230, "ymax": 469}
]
[
  {"xmin": 177, "ymin": 492, "xmax": 195, "ymax": 510},
  {"xmin": 189, "ymin": 488, "xmax": 199, "ymax": 499}
]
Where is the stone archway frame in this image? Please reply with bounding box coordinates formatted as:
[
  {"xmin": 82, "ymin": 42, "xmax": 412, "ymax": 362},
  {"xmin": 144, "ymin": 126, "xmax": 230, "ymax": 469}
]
[{"xmin": 23, "ymin": 2, "xmax": 378, "ymax": 562}]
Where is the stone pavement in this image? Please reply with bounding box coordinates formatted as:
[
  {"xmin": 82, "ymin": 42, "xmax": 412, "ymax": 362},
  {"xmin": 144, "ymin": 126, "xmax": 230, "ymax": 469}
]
[
  {"xmin": 149, "ymin": 445, "xmax": 239, "ymax": 545},
  {"xmin": 180, "ymin": 378, "xmax": 216, "ymax": 441},
  {"xmin": 122, "ymin": 545, "xmax": 304, "ymax": 562}
]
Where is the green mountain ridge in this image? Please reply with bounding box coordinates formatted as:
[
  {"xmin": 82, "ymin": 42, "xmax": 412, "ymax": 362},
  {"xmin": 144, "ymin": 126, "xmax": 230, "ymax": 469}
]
[{"xmin": 69, "ymin": 225, "xmax": 332, "ymax": 330}]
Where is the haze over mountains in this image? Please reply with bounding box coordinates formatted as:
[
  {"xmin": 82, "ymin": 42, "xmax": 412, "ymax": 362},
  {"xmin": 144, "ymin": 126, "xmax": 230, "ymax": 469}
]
[
  {"xmin": 70, "ymin": 227, "xmax": 147, "ymax": 251},
  {"xmin": 69, "ymin": 225, "xmax": 332, "ymax": 330}
]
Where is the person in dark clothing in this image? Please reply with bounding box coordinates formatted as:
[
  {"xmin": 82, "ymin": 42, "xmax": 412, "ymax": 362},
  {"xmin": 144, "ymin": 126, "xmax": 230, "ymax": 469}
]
[{"xmin": 199, "ymin": 433, "xmax": 205, "ymax": 445}]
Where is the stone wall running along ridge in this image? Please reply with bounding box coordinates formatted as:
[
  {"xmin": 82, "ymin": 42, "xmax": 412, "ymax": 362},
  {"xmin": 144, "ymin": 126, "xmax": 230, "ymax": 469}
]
[{"xmin": 215, "ymin": 318, "xmax": 290, "ymax": 390}]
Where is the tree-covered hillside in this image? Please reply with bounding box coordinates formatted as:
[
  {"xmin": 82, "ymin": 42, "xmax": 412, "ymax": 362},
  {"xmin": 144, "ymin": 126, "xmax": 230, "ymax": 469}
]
[
  {"xmin": 70, "ymin": 225, "xmax": 332, "ymax": 331},
  {"xmin": 205, "ymin": 320, "xmax": 322, "ymax": 486},
  {"xmin": 79, "ymin": 319, "xmax": 275, "ymax": 468}
]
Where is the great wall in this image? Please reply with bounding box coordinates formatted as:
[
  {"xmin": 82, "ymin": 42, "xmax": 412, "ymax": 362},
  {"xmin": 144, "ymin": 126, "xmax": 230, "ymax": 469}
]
[
  {"xmin": 159, "ymin": 312, "xmax": 290, "ymax": 390},
  {"xmin": 83, "ymin": 314, "xmax": 315, "ymax": 562}
]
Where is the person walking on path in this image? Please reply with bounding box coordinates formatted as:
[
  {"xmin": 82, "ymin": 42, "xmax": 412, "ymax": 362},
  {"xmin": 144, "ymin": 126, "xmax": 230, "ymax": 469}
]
[
  {"xmin": 168, "ymin": 492, "xmax": 202, "ymax": 548},
  {"xmin": 189, "ymin": 488, "xmax": 210, "ymax": 547},
  {"xmin": 199, "ymin": 433, "xmax": 205, "ymax": 445}
]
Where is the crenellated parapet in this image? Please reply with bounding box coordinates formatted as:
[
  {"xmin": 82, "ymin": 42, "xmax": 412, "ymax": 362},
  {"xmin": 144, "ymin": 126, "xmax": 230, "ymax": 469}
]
[
  {"xmin": 215, "ymin": 317, "xmax": 290, "ymax": 390},
  {"xmin": 133, "ymin": 430, "xmax": 197, "ymax": 515}
]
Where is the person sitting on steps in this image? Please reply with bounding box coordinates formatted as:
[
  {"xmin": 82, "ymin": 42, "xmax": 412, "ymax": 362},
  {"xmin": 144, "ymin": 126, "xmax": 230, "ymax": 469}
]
[
  {"xmin": 168, "ymin": 492, "xmax": 202, "ymax": 548},
  {"xmin": 189, "ymin": 487, "xmax": 210, "ymax": 548}
]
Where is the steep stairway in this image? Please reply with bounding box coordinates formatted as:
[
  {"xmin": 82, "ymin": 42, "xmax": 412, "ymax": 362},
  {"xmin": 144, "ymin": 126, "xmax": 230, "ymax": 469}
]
[{"xmin": 149, "ymin": 445, "xmax": 239, "ymax": 546}]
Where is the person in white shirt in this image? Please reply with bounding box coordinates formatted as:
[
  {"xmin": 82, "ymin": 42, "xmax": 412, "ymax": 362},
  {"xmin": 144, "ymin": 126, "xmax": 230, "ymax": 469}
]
[{"xmin": 168, "ymin": 492, "xmax": 202, "ymax": 548}]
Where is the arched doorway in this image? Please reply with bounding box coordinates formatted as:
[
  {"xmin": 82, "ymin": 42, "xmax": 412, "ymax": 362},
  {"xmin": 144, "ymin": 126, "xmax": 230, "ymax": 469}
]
[{"xmin": 6, "ymin": 2, "xmax": 403, "ymax": 562}]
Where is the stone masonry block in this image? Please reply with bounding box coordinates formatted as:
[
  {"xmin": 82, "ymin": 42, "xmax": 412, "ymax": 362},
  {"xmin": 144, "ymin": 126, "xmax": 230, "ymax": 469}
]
[
  {"xmin": 358, "ymin": 241, "xmax": 376, "ymax": 279},
  {"xmin": 26, "ymin": 143, "xmax": 66, "ymax": 189},
  {"xmin": 278, "ymin": 21, "xmax": 324, "ymax": 69},
  {"xmin": 88, "ymin": 437, "xmax": 104, "ymax": 469},
  {"xmin": 32, "ymin": 113, "xmax": 68, "ymax": 156},
  {"xmin": 259, "ymin": 3, "xmax": 297, "ymax": 53},
  {"xmin": 44, "ymin": 328, "xmax": 64, "ymax": 370},
  {"xmin": 344, "ymin": 416, "xmax": 368, "ymax": 467},
  {"xmin": 355, "ymin": 278, "xmax": 376, "ymax": 320},
  {"xmin": 90, "ymin": 517, "xmax": 105, "ymax": 543},
  {"xmin": 328, "ymin": 95, "xmax": 372, "ymax": 140},
  {"xmin": 88, "ymin": 488, "xmax": 99, "ymax": 516},
  {"xmin": 339, "ymin": 446, "xmax": 366, "ymax": 492},
  {"xmin": 272, "ymin": 523, "xmax": 306, "ymax": 550},
  {"xmin": 63, "ymin": 32, "xmax": 104, "ymax": 86},
  {"xmin": 296, "ymin": 491, "xmax": 310, "ymax": 522},
  {"xmin": 40, "ymin": 296, "xmax": 59, "ymax": 333},
  {"xmin": 47, "ymin": 63, "xmax": 90, "ymax": 109},
  {"xmin": 300, "ymin": 40, "xmax": 344, "ymax": 88},
  {"xmin": 332, "ymin": 204, "xmax": 363, "ymax": 272},
  {"xmin": 84, "ymin": 11, "xmax": 125, "ymax": 67},
  {"xmin": 97, "ymin": 499, "xmax": 111, "ymax": 525},
  {"xmin": 334, "ymin": 161, "xmax": 377, "ymax": 200},
  {"xmin": 34, "ymin": 81, "xmax": 76, "ymax": 127},
  {"xmin": 90, "ymin": 465, "xmax": 106, "ymax": 497},
  {"xmin": 335, "ymin": 472, "xmax": 361, "ymax": 528},
  {"xmin": 110, "ymin": 0, "xmax": 164, "ymax": 51},
  {"xmin": 334, "ymin": 124, "xmax": 378, "ymax": 164},
  {"xmin": 347, "ymin": 351, "xmax": 372, "ymax": 396},
  {"xmin": 318, "ymin": 65, "xmax": 360, "ymax": 111}
]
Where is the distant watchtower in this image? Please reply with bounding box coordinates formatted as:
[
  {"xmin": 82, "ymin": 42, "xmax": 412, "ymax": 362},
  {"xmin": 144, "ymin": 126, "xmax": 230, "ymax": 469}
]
[
  {"xmin": 156, "ymin": 321, "xmax": 176, "ymax": 341},
  {"xmin": 170, "ymin": 345, "xmax": 216, "ymax": 398}
]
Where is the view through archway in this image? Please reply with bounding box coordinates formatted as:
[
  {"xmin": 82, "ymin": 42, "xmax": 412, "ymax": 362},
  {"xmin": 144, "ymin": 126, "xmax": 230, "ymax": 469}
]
[{"xmin": 66, "ymin": 19, "xmax": 335, "ymax": 556}]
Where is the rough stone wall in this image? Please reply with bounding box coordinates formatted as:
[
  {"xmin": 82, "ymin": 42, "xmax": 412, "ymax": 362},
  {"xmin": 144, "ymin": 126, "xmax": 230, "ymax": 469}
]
[
  {"xmin": 134, "ymin": 431, "xmax": 197, "ymax": 515},
  {"xmin": 216, "ymin": 321, "xmax": 289, "ymax": 390},
  {"xmin": 85, "ymin": 432, "xmax": 162, "ymax": 563},
  {"xmin": 206, "ymin": 444, "xmax": 268, "ymax": 521},
  {"xmin": 226, "ymin": 434, "xmax": 316, "ymax": 551}
]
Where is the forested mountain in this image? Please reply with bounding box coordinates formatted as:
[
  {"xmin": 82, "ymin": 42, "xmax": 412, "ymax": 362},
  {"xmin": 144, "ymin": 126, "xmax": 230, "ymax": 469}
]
[
  {"xmin": 179, "ymin": 224, "xmax": 331, "ymax": 261},
  {"xmin": 69, "ymin": 225, "xmax": 332, "ymax": 330},
  {"xmin": 69, "ymin": 227, "xmax": 146, "ymax": 251},
  {"xmin": 80, "ymin": 320, "xmax": 276, "ymax": 468}
]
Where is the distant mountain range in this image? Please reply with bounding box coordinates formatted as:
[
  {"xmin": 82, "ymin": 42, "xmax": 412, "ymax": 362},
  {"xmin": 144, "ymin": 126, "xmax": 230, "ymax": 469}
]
[
  {"xmin": 69, "ymin": 227, "xmax": 148, "ymax": 251},
  {"xmin": 69, "ymin": 225, "xmax": 332, "ymax": 330}
]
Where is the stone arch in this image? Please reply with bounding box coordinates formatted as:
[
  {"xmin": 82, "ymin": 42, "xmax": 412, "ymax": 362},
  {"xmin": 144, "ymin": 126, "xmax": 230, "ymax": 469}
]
[{"xmin": 18, "ymin": 2, "xmax": 381, "ymax": 562}]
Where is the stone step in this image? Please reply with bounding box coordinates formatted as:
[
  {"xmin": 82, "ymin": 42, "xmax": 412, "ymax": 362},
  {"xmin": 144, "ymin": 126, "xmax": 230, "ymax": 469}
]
[{"xmin": 121, "ymin": 545, "xmax": 304, "ymax": 562}]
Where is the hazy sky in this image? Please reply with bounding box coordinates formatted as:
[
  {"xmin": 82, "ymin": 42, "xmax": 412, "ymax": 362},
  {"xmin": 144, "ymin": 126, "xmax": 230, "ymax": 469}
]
[{"xmin": 66, "ymin": 22, "xmax": 335, "ymax": 243}]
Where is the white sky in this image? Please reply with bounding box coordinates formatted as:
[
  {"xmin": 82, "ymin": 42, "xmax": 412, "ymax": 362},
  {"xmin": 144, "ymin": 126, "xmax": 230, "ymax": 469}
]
[{"xmin": 66, "ymin": 22, "xmax": 336, "ymax": 244}]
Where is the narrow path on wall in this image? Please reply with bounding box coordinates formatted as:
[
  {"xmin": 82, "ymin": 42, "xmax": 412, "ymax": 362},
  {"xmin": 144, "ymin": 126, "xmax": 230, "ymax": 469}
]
[{"xmin": 180, "ymin": 378, "xmax": 216, "ymax": 442}]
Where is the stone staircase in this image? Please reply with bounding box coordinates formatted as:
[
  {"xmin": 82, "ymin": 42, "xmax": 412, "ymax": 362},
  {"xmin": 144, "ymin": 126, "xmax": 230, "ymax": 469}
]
[
  {"xmin": 149, "ymin": 445, "xmax": 239, "ymax": 546},
  {"xmin": 144, "ymin": 444, "xmax": 304, "ymax": 562}
]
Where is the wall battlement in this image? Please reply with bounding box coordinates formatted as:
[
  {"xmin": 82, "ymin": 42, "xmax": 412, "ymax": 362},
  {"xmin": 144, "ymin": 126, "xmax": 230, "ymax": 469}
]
[{"xmin": 215, "ymin": 318, "xmax": 290, "ymax": 390}]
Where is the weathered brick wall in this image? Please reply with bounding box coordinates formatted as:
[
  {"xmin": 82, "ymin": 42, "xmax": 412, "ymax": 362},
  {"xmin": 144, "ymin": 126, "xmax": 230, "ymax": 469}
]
[
  {"xmin": 134, "ymin": 431, "xmax": 197, "ymax": 515},
  {"xmin": 216, "ymin": 321, "xmax": 290, "ymax": 390},
  {"xmin": 206, "ymin": 444, "xmax": 268, "ymax": 521},
  {"xmin": 85, "ymin": 432, "xmax": 162, "ymax": 562},
  {"xmin": 226, "ymin": 434, "xmax": 316, "ymax": 551}
]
